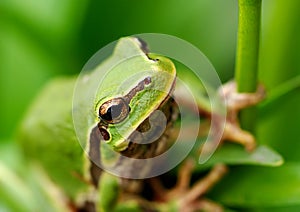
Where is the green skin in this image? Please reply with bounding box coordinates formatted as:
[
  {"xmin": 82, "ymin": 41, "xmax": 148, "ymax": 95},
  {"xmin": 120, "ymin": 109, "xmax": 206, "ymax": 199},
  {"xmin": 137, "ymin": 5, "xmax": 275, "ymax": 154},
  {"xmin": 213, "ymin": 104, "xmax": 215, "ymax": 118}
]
[{"xmin": 19, "ymin": 37, "xmax": 191, "ymax": 211}]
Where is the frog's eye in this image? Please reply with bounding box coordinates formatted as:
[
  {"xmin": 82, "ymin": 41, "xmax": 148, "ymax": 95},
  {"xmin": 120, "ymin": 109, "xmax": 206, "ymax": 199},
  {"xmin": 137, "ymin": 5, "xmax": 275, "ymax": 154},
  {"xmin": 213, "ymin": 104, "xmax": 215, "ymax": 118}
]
[{"xmin": 99, "ymin": 98, "xmax": 130, "ymax": 124}]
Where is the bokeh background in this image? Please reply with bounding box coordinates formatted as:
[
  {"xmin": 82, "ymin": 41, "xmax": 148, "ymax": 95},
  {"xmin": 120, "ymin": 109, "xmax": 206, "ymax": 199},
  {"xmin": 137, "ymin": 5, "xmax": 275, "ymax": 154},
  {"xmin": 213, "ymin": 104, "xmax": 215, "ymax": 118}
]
[
  {"xmin": 0, "ymin": 0, "xmax": 239, "ymax": 138},
  {"xmin": 1, "ymin": 0, "xmax": 300, "ymax": 210}
]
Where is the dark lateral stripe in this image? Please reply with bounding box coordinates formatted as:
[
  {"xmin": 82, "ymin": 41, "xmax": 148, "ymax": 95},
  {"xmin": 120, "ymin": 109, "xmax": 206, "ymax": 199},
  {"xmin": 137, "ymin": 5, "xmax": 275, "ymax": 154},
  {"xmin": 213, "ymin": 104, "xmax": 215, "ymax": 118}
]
[
  {"xmin": 89, "ymin": 126, "xmax": 102, "ymax": 187},
  {"xmin": 123, "ymin": 77, "xmax": 151, "ymax": 103}
]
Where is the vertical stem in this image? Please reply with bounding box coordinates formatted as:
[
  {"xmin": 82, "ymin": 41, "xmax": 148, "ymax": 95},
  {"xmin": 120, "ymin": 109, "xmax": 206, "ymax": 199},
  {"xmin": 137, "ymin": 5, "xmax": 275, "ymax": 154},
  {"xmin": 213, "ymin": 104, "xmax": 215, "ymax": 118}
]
[{"xmin": 235, "ymin": 0, "xmax": 262, "ymax": 131}]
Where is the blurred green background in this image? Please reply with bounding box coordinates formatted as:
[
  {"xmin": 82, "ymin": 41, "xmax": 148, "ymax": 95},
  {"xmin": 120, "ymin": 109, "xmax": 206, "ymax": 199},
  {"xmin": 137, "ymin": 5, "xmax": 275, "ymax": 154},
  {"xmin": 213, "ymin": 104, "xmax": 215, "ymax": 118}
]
[
  {"xmin": 1, "ymin": 0, "xmax": 300, "ymax": 210},
  {"xmin": 0, "ymin": 0, "xmax": 239, "ymax": 139}
]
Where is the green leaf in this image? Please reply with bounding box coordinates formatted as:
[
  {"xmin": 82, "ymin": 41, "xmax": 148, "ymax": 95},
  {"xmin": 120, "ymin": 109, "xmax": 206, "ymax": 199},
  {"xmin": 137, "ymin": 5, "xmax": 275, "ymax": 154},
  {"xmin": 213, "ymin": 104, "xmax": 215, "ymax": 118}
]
[
  {"xmin": 260, "ymin": 75, "xmax": 300, "ymax": 108},
  {"xmin": 195, "ymin": 143, "xmax": 283, "ymax": 171},
  {"xmin": 0, "ymin": 160, "xmax": 34, "ymax": 212},
  {"xmin": 0, "ymin": 142, "xmax": 70, "ymax": 211},
  {"xmin": 209, "ymin": 162, "xmax": 300, "ymax": 207},
  {"xmin": 257, "ymin": 87, "xmax": 300, "ymax": 162}
]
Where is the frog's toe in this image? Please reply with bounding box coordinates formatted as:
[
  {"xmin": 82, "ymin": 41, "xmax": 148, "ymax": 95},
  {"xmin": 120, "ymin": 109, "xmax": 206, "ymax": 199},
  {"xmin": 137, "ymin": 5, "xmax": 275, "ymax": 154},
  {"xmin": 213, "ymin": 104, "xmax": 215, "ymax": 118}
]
[
  {"xmin": 219, "ymin": 81, "xmax": 266, "ymax": 111},
  {"xmin": 223, "ymin": 122, "xmax": 257, "ymax": 151}
]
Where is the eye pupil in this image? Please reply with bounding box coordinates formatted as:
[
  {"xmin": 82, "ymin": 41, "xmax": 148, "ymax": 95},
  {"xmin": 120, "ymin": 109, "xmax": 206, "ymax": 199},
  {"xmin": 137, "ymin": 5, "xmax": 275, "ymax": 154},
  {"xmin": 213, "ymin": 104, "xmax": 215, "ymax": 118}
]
[
  {"xmin": 111, "ymin": 104, "xmax": 123, "ymax": 118},
  {"xmin": 99, "ymin": 98, "xmax": 130, "ymax": 124},
  {"xmin": 100, "ymin": 108, "xmax": 113, "ymax": 122}
]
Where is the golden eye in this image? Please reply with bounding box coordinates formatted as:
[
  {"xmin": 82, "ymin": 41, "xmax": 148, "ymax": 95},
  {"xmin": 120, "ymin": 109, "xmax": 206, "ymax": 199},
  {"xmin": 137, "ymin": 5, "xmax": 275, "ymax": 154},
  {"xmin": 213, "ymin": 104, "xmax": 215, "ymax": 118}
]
[{"xmin": 99, "ymin": 98, "xmax": 130, "ymax": 124}]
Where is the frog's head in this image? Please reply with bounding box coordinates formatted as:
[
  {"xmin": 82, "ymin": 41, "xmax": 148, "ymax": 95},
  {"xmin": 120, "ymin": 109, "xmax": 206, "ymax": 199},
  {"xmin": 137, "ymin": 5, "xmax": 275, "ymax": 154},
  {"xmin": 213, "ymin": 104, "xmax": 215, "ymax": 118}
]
[{"xmin": 94, "ymin": 37, "xmax": 176, "ymax": 152}]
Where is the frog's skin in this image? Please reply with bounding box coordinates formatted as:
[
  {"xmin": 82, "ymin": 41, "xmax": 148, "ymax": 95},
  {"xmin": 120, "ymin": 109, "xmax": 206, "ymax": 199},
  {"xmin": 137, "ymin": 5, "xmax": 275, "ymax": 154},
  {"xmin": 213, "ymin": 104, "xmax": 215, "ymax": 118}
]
[{"xmin": 18, "ymin": 37, "xmax": 263, "ymax": 211}]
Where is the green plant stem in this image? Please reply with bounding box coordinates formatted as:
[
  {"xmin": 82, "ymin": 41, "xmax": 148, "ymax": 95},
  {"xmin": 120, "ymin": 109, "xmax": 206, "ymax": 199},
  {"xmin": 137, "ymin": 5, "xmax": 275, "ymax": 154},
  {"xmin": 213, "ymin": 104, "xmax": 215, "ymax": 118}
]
[{"xmin": 235, "ymin": 0, "xmax": 262, "ymax": 131}]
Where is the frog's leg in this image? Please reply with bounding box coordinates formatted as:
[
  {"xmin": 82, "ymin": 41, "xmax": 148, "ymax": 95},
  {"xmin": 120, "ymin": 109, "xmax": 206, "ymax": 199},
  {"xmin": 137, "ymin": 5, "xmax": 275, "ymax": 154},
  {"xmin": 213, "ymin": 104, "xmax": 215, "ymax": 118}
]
[
  {"xmin": 149, "ymin": 160, "xmax": 227, "ymax": 211},
  {"xmin": 217, "ymin": 81, "xmax": 265, "ymax": 151}
]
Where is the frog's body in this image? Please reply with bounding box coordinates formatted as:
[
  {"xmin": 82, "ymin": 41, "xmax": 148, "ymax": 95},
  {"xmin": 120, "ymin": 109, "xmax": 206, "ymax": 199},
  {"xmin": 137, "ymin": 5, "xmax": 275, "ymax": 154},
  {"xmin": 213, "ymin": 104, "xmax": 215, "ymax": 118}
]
[{"xmin": 18, "ymin": 37, "xmax": 178, "ymax": 210}]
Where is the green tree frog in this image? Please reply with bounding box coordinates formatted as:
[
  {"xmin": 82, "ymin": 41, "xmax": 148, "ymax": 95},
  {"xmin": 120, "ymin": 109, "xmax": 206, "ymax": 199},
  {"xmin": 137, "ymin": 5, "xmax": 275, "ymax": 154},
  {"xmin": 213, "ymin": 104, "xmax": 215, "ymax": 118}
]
[
  {"xmin": 19, "ymin": 37, "xmax": 179, "ymax": 211},
  {"xmin": 18, "ymin": 37, "xmax": 263, "ymax": 211}
]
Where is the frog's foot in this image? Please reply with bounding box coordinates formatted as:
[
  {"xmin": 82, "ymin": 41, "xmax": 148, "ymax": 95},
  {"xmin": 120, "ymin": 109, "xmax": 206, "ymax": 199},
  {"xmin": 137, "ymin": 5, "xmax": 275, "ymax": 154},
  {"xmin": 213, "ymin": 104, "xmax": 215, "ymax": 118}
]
[
  {"xmin": 219, "ymin": 80, "xmax": 265, "ymax": 113},
  {"xmin": 149, "ymin": 160, "xmax": 228, "ymax": 211},
  {"xmin": 217, "ymin": 81, "xmax": 265, "ymax": 151},
  {"xmin": 222, "ymin": 121, "xmax": 256, "ymax": 151}
]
